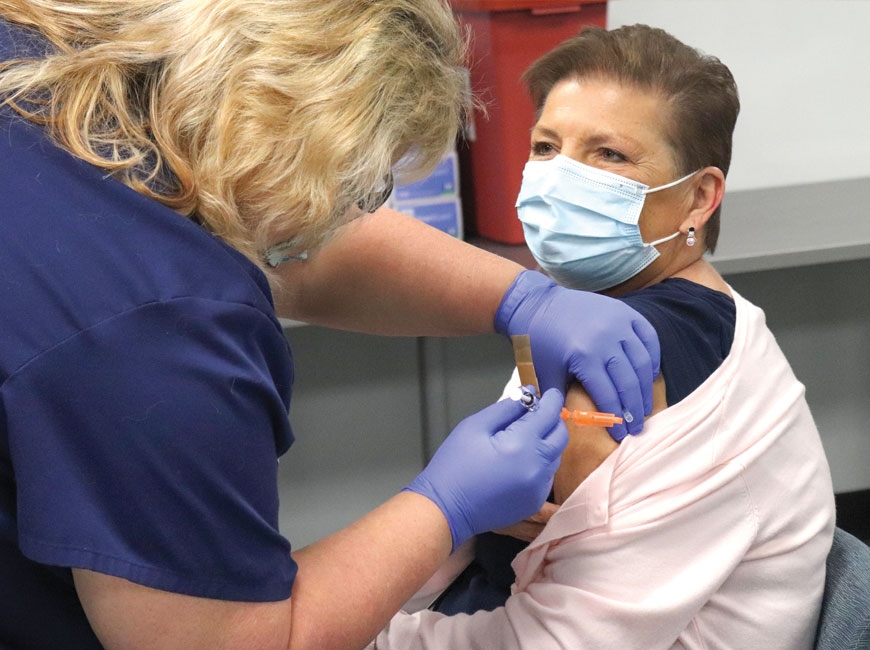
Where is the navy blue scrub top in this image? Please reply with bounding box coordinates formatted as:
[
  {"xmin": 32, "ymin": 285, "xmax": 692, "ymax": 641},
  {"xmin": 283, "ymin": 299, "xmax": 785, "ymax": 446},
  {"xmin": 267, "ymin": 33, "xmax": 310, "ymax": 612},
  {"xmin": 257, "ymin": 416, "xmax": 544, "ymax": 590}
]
[{"xmin": 1, "ymin": 21, "xmax": 297, "ymax": 650}]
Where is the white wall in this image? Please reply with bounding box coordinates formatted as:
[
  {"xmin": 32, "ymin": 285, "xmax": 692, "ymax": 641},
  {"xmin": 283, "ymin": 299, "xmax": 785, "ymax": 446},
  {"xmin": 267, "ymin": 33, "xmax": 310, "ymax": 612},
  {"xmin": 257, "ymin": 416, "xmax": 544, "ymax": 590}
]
[{"xmin": 607, "ymin": 0, "xmax": 870, "ymax": 191}]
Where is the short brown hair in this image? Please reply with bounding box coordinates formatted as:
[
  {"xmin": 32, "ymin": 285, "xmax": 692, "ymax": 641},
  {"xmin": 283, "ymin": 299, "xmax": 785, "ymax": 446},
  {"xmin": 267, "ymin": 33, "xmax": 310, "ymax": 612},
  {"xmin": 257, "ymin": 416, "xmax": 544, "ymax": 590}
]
[{"xmin": 522, "ymin": 24, "xmax": 739, "ymax": 253}]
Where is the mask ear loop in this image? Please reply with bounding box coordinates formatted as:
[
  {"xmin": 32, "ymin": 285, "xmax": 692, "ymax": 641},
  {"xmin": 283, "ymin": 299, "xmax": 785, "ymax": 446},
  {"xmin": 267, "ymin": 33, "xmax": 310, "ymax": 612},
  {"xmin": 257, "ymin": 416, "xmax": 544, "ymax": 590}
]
[
  {"xmin": 643, "ymin": 169, "xmax": 700, "ymax": 195},
  {"xmin": 264, "ymin": 241, "xmax": 309, "ymax": 267},
  {"xmin": 643, "ymin": 231, "xmax": 681, "ymax": 248},
  {"xmin": 641, "ymin": 170, "xmax": 701, "ymax": 249}
]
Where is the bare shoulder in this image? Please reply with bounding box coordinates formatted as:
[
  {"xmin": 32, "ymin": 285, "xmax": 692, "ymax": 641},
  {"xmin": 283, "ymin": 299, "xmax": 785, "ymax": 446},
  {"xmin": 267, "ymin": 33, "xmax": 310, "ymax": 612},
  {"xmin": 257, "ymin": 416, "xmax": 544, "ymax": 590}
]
[{"xmin": 554, "ymin": 378, "xmax": 668, "ymax": 504}]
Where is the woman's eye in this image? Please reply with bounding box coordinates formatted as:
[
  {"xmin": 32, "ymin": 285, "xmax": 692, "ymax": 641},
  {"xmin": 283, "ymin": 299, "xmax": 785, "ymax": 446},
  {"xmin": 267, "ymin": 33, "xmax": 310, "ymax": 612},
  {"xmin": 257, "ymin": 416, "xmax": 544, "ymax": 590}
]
[
  {"xmin": 531, "ymin": 141, "xmax": 556, "ymax": 157},
  {"xmin": 601, "ymin": 148, "xmax": 628, "ymax": 162}
]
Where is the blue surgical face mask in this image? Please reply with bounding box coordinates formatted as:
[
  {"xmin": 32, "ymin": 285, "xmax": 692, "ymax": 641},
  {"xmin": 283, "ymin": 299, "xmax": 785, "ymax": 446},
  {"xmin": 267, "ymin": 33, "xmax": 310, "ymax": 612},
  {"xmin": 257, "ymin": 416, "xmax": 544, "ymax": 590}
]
[{"xmin": 516, "ymin": 154, "xmax": 697, "ymax": 292}]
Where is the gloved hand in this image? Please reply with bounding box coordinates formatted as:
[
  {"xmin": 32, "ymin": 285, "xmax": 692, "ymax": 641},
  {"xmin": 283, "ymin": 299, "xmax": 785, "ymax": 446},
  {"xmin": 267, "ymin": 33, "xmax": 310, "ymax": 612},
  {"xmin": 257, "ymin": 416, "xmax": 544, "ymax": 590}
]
[
  {"xmin": 405, "ymin": 388, "xmax": 567, "ymax": 551},
  {"xmin": 495, "ymin": 270, "xmax": 661, "ymax": 441}
]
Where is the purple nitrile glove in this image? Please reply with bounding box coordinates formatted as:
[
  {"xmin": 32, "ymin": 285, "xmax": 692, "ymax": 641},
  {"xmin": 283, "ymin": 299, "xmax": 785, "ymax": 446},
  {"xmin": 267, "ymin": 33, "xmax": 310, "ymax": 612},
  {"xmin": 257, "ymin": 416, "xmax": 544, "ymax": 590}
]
[
  {"xmin": 405, "ymin": 388, "xmax": 567, "ymax": 551},
  {"xmin": 495, "ymin": 270, "xmax": 661, "ymax": 441}
]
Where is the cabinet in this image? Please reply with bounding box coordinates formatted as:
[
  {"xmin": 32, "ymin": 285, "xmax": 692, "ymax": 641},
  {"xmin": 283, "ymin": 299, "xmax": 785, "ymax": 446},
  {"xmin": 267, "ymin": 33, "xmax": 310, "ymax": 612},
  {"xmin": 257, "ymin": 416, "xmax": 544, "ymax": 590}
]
[{"xmin": 450, "ymin": 1, "xmax": 606, "ymax": 244}]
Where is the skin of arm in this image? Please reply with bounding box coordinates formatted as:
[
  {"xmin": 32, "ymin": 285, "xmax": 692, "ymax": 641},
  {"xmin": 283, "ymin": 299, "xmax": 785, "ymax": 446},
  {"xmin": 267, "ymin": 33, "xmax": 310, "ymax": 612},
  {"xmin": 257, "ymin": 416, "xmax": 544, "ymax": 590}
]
[
  {"xmin": 272, "ymin": 208, "xmax": 524, "ymax": 336},
  {"xmin": 554, "ymin": 375, "xmax": 668, "ymax": 504},
  {"xmin": 493, "ymin": 502, "xmax": 560, "ymax": 542},
  {"xmin": 73, "ymin": 491, "xmax": 452, "ymax": 650}
]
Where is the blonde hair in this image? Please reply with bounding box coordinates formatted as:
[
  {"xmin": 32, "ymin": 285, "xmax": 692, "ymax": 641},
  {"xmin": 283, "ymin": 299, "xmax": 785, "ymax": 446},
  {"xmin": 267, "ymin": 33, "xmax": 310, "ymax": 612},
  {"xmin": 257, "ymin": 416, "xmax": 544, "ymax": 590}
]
[{"xmin": 0, "ymin": 0, "xmax": 469, "ymax": 269}]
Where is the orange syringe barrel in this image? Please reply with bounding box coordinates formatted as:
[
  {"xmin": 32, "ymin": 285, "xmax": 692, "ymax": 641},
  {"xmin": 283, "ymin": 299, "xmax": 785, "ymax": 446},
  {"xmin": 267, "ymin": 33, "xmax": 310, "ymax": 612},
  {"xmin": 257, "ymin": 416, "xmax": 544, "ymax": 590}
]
[{"xmin": 560, "ymin": 407, "xmax": 624, "ymax": 427}]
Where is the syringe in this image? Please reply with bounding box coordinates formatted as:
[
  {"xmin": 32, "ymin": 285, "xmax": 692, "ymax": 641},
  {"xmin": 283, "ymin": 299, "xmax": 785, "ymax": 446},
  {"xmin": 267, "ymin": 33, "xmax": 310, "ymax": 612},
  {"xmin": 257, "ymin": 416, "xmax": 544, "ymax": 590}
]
[{"xmin": 560, "ymin": 407, "xmax": 624, "ymax": 427}]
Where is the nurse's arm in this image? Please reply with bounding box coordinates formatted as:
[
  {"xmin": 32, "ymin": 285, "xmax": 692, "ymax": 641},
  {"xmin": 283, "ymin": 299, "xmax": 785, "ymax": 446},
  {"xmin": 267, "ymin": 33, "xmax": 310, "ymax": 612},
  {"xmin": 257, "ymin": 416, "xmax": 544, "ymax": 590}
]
[
  {"xmin": 73, "ymin": 491, "xmax": 451, "ymax": 650},
  {"xmin": 272, "ymin": 207, "xmax": 524, "ymax": 336}
]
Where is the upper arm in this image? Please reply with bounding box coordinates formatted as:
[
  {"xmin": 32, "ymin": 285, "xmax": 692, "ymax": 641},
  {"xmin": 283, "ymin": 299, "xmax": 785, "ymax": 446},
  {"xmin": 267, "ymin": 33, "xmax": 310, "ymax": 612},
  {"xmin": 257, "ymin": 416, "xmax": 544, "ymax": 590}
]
[
  {"xmin": 272, "ymin": 208, "xmax": 521, "ymax": 334},
  {"xmin": 76, "ymin": 492, "xmax": 456, "ymax": 650},
  {"xmin": 73, "ymin": 569, "xmax": 293, "ymax": 650},
  {"xmin": 554, "ymin": 377, "xmax": 667, "ymax": 504}
]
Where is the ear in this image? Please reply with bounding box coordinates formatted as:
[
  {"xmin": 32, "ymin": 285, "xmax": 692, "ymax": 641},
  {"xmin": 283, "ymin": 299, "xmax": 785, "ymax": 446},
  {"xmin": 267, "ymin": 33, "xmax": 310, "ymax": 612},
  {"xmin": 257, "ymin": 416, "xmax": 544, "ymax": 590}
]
[{"xmin": 681, "ymin": 166, "xmax": 725, "ymax": 232}]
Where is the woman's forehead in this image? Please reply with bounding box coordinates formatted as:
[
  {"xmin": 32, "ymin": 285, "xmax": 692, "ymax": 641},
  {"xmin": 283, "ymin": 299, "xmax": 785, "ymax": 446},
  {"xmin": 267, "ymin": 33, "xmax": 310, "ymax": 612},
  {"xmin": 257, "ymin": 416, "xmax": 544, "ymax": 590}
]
[{"xmin": 537, "ymin": 78, "xmax": 673, "ymax": 149}]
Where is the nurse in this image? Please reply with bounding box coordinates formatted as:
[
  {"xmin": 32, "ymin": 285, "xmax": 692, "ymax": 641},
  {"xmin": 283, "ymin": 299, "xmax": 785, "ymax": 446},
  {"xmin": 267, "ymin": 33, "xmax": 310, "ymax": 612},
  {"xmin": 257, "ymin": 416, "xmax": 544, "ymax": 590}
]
[{"xmin": 0, "ymin": 2, "xmax": 659, "ymax": 649}]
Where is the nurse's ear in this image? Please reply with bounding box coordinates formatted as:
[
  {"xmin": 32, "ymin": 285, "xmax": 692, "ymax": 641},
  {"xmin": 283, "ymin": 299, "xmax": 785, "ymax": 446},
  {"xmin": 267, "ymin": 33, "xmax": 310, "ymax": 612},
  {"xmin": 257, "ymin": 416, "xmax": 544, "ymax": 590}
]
[{"xmin": 681, "ymin": 166, "xmax": 725, "ymax": 234}]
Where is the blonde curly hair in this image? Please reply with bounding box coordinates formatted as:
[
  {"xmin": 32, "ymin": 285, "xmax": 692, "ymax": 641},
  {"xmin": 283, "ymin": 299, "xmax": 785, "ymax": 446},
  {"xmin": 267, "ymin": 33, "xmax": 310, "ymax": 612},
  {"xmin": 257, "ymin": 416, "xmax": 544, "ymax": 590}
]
[{"xmin": 0, "ymin": 0, "xmax": 469, "ymax": 269}]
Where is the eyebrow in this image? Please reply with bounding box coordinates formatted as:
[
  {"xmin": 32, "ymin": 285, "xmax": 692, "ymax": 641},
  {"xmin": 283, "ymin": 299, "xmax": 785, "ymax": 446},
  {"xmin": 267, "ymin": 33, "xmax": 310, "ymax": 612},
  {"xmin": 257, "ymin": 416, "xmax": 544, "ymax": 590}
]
[
  {"xmin": 532, "ymin": 123, "xmax": 640, "ymax": 152},
  {"xmin": 530, "ymin": 124, "xmax": 560, "ymax": 140}
]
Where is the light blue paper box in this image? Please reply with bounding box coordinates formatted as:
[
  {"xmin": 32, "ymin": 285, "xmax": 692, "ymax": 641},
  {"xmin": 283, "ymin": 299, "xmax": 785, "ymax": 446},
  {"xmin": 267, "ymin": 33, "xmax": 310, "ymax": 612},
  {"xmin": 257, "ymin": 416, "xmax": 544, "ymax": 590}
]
[
  {"xmin": 393, "ymin": 152, "xmax": 458, "ymax": 202},
  {"xmin": 398, "ymin": 199, "xmax": 463, "ymax": 238},
  {"xmin": 390, "ymin": 151, "xmax": 463, "ymax": 238}
]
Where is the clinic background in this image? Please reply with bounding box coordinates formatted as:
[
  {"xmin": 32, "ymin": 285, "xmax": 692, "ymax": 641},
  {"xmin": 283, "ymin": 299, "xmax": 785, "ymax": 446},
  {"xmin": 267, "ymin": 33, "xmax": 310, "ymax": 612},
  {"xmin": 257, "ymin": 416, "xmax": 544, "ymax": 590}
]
[{"xmin": 279, "ymin": 0, "xmax": 870, "ymax": 548}]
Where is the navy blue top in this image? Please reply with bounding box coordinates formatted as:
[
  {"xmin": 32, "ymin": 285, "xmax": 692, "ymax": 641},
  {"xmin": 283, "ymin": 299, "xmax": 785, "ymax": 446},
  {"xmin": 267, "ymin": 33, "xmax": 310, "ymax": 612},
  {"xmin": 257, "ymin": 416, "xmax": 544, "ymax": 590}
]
[
  {"xmin": 434, "ymin": 278, "xmax": 736, "ymax": 615},
  {"xmin": 1, "ymin": 22, "xmax": 297, "ymax": 650}
]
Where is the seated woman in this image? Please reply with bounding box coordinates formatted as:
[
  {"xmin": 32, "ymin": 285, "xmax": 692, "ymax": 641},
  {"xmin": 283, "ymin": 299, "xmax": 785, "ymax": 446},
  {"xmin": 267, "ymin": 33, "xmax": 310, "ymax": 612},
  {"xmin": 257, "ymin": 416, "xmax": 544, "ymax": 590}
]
[{"xmin": 371, "ymin": 24, "xmax": 835, "ymax": 649}]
